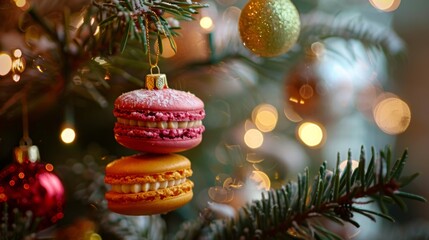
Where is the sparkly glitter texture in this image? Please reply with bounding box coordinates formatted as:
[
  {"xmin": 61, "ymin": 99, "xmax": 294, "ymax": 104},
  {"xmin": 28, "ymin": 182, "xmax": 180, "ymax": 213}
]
[{"xmin": 239, "ymin": 0, "xmax": 301, "ymax": 57}]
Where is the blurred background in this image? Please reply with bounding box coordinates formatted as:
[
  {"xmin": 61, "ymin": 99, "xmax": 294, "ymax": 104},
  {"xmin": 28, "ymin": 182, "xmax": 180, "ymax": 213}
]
[{"xmin": 0, "ymin": 0, "xmax": 428, "ymax": 239}]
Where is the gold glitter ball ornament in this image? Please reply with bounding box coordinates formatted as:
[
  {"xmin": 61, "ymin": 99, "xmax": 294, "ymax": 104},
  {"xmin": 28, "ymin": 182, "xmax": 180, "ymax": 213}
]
[{"xmin": 239, "ymin": 0, "xmax": 301, "ymax": 57}]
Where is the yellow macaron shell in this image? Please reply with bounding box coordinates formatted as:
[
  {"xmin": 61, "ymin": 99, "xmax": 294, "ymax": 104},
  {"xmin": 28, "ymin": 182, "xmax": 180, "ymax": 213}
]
[{"xmin": 105, "ymin": 153, "xmax": 191, "ymax": 176}]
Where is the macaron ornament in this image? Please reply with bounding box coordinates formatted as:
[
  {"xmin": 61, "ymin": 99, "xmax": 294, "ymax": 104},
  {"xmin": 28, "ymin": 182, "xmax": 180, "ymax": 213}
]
[
  {"xmin": 104, "ymin": 153, "xmax": 194, "ymax": 215},
  {"xmin": 113, "ymin": 70, "xmax": 206, "ymax": 153}
]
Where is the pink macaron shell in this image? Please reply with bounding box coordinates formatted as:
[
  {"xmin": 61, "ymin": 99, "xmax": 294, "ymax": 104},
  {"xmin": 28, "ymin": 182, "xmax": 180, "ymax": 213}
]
[
  {"xmin": 114, "ymin": 88, "xmax": 204, "ymax": 112},
  {"xmin": 115, "ymin": 135, "xmax": 202, "ymax": 153}
]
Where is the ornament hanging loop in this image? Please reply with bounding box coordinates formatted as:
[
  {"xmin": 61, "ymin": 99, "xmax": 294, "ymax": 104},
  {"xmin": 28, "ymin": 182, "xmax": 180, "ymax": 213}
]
[{"xmin": 150, "ymin": 65, "xmax": 161, "ymax": 75}]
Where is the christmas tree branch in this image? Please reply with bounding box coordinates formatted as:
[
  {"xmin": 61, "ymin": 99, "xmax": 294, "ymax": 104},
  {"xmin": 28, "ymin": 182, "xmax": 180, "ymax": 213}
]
[
  {"xmin": 176, "ymin": 146, "xmax": 426, "ymax": 239},
  {"xmin": 91, "ymin": 0, "xmax": 208, "ymax": 55}
]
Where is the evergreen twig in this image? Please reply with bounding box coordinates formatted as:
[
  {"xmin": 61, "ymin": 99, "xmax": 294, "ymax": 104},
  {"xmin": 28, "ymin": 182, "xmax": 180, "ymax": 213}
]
[{"xmin": 175, "ymin": 146, "xmax": 426, "ymax": 239}]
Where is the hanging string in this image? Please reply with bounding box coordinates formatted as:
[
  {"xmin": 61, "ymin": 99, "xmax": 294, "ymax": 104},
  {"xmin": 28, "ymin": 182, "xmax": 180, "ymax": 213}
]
[
  {"xmin": 145, "ymin": 10, "xmax": 170, "ymax": 74},
  {"xmin": 144, "ymin": 11, "xmax": 169, "ymax": 90},
  {"xmin": 20, "ymin": 95, "xmax": 32, "ymax": 146},
  {"xmin": 145, "ymin": 14, "xmax": 159, "ymax": 74}
]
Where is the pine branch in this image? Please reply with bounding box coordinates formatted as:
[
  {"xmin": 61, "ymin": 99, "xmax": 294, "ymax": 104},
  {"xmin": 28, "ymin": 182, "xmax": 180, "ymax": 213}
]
[
  {"xmin": 175, "ymin": 146, "xmax": 426, "ymax": 239},
  {"xmin": 0, "ymin": 204, "xmax": 40, "ymax": 240},
  {"xmin": 91, "ymin": 0, "xmax": 208, "ymax": 55}
]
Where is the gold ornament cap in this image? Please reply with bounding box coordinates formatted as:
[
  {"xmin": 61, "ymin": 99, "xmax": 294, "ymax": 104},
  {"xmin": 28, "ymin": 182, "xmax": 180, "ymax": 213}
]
[
  {"xmin": 145, "ymin": 74, "xmax": 168, "ymax": 90},
  {"xmin": 14, "ymin": 145, "xmax": 40, "ymax": 164}
]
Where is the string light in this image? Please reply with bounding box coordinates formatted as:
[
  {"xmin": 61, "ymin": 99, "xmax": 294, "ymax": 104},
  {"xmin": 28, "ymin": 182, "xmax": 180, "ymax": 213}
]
[
  {"xmin": 11, "ymin": 49, "xmax": 26, "ymax": 82},
  {"xmin": 14, "ymin": 0, "xmax": 28, "ymax": 9},
  {"xmin": 60, "ymin": 127, "xmax": 76, "ymax": 144},
  {"xmin": 0, "ymin": 53, "xmax": 12, "ymax": 76},
  {"xmin": 373, "ymin": 96, "xmax": 411, "ymax": 135},
  {"xmin": 200, "ymin": 16, "xmax": 214, "ymax": 31},
  {"xmin": 252, "ymin": 104, "xmax": 278, "ymax": 132},
  {"xmin": 297, "ymin": 122, "xmax": 325, "ymax": 148},
  {"xmin": 244, "ymin": 128, "xmax": 264, "ymax": 149},
  {"xmin": 369, "ymin": 0, "xmax": 401, "ymax": 12},
  {"xmin": 12, "ymin": 74, "xmax": 21, "ymax": 82}
]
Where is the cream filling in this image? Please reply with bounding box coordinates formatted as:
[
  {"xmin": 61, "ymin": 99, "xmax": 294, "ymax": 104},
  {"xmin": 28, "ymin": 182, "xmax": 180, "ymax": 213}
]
[
  {"xmin": 110, "ymin": 178, "xmax": 187, "ymax": 193},
  {"xmin": 117, "ymin": 118, "xmax": 202, "ymax": 129}
]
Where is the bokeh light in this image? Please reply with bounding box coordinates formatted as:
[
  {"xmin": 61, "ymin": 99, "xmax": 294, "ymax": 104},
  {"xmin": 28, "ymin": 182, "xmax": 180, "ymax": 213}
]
[
  {"xmin": 369, "ymin": 0, "xmax": 401, "ymax": 12},
  {"xmin": 244, "ymin": 128, "xmax": 264, "ymax": 149},
  {"xmin": 252, "ymin": 104, "xmax": 278, "ymax": 132},
  {"xmin": 297, "ymin": 122, "xmax": 325, "ymax": 148},
  {"xmin": 339, "ymin": 160, "xmax": 360, "ymax": 172},
  {"xmin": 45, "ymin": 163, "xmax": 54, "ymax": 172},
  {"xmin": 0, "ymin": 53, "xmax": 12, "ymax": 76},
  {"xmin": 373, "ymin": 96, "xmax": 411, "ymax": 135},
  {"xmin": 13, "ymin": 49, "xmax": 22, "ymax": 58},
  {"xmin": 14, "ymin": 0, "xmax": 27, "ymax": 8},
  {"xmin": 12, "ymin": 74, "xmax": 20, "ymax": 82},
  {"xmin": 249, "ymin": 170, "xmax": 270, "ymax": 191},
  {"xmin": 60, "ymin": 127, "xmax": 76, "ymax": 144},
  {"xmin": 284, "ymin": 105, "xmax": 303, "ymax": 122},
  {"xmin": 200, "ymin": 16, "xmax": 214, "ymax": 31}
]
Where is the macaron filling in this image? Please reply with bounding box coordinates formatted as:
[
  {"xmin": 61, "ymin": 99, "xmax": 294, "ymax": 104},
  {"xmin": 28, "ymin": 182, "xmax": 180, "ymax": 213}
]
[
  {"xmin": 110, "ymin": 178, "xmax": 187, "ymax": 193},
  {"xmin": 117, "ymin": 118, "xmax": 203, "ymax": 129},
  {"xmin": 114, "ymin": 109, "xmax": 205, "ymax": 122}
]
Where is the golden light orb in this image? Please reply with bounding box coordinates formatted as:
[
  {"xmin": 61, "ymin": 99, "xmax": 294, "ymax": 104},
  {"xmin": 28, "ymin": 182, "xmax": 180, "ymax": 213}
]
[
  {"xmin": 0, "ymin": 53, "xmax": 12, "ymax": 76},
  {"xmin": 373, "ymin": 97, "xmax": 411, "ymax": 135},
  {"xmin": 60, "ymin": 127, "xmax": 76, "ymax": 144},
  {"xmin": 297, "ymin": 122, "xmax": 325, "ymax": 148},
  {"xmin": 244, "ymin": 128, "xmax": 264, "ymax": 149}
]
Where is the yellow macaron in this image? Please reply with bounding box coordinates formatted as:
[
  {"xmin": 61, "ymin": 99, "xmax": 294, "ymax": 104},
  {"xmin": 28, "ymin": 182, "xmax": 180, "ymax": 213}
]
[{"xmin": 104, "ymin": 153, "xmax": 193, "ymax": 215}]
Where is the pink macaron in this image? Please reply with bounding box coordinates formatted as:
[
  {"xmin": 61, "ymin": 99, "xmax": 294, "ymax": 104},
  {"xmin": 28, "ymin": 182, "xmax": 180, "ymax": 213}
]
[{"xmin": 113, "ymin": 88, "xmax": 205, "ymax": 153}]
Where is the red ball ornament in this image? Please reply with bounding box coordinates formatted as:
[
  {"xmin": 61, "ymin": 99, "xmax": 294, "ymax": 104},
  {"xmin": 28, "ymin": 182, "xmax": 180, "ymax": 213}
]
[{"xmin": 0, "ymin": 145, "xmax": 65, "ymax": 230}]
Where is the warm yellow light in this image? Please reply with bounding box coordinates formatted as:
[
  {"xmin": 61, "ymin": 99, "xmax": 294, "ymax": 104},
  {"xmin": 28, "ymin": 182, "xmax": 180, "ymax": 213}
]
[
  {"xmin": 0, "ymin": 53, "xmax": 12, "ymax": 76},
  {"xmin": 61, "ymin": 127, "xmax": 76, "ymax": 144},
  {"xmin": 93, "ymin": 26, "xmax": 100, "ymax": 36},
  {"xmin": 36, "ymin": 65, "xmax": 44, "ymax": 73},
  {"xmin": 369, "ymin": 0, "xmax": 401, "ymax": 12},
  {"xmin": 75, "ymin": 17, "xmax": 84, "ymax": 28},
  {"xmin": 161, "ymin": 37, "xmax": 176, "ymax": 58},
  {"xmin": 339, "ymin": 160, "xmax": 360, "ymax": 172},
  {"xmin": 249, "ymin": 170, "xmax": 271, "ymax": 191},
  {"xmin": 12, "ymin": 74, "xmax": 20, "ymax": 82},
  {"xmin": 14, "ymin": 0, "xmax": 26, "ymax": 8},
  {"xmin": 297, "ymin": 122, "xmax": 325, "ymax": 147},
  {"xmin": 13, "ymin": 49, "xmax": 22, "ymax": 58},
  {"xmin": 200, "ymin": 16, "xmax": 214, "ymax": 30},
  {"xmin": 244, "ymin": 128, "xmax": 264, "ymax": 149},
  {"xmin": 252, "ymin": 104, "xmax": 278, "ymax": 132},
  {"xmin": 373, "ymin": 97, "xmax": 411, "ymax": 135},
  {"xmin": 89, "ymin": 233, "xmax": 102, "ymax": 240}
]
